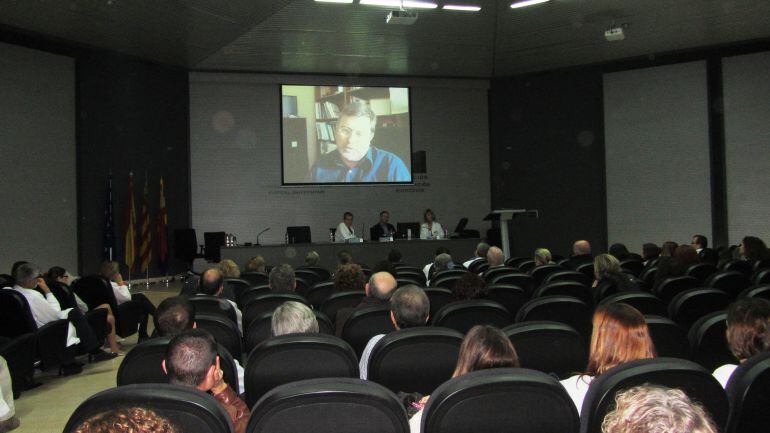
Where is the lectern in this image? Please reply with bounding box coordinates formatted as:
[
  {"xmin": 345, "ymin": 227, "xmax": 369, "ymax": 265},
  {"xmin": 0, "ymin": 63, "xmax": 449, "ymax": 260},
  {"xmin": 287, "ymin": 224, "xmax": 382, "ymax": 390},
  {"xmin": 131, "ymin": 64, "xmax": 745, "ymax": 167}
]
[{"xmin": 484, "ymin": 209, "xmax": 539, "ymax": 259}]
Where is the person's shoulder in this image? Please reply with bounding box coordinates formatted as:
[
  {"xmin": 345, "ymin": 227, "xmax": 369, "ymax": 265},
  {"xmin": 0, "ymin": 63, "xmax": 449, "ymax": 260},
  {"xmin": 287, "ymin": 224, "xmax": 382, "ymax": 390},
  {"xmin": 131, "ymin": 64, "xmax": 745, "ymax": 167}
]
[{"xmin": 560, "ymin": 374, "xmax": 592, "ymax": 388}]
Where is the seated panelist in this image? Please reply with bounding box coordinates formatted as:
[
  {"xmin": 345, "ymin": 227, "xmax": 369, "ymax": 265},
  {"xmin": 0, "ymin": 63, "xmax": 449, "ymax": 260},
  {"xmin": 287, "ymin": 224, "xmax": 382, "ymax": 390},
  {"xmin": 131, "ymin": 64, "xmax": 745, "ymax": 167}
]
[
  {"xmin": 336, "ymin": 212, "xmax": 357, "ymax": 243},
  {"xmin": 370, "ymin": 210, "xmax": 396, "ymax": 240}
]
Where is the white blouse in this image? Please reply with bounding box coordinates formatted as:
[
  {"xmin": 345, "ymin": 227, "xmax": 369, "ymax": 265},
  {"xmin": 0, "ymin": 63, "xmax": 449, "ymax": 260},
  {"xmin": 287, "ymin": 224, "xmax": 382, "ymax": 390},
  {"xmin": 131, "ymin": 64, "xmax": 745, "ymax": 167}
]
[
  {"xmin": 336, "ymin": 222, "xmax": 356, "ymax": 242},
  {"xmin": 713, "ymin": 364, "xmax": 738, "ymax": 388},
  {"xmin": 420, "ymin": 222, "xmax": 444, "ymax": 240},
  {"xmin": 560, "ymin": 374, "xmax": 594, "ymax": 416}
]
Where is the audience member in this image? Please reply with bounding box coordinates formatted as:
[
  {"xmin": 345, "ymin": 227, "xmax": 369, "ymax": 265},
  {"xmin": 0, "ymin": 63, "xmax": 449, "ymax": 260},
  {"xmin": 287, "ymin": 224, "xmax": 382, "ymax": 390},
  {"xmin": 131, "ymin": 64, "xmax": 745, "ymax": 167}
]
[
  {"xmin": 463, "ymin": 242, "xmax": 490, "ymax": 269},
  {"xmin": 408, "ymin": 325, "xmax": 519, "ymax": 432},
  {"xmin": 100, "ymin": 261, "xmax": 156, "ymax": 341},
  {"xmin": 387, "ymin": 249, "xmax": 403, "ymax": 264},
  {"xmin": 563, "ymin": 240, "xmax": 593, "ymax": 270},
  {"xmin": 334, "ymin": 264, "xmax": 366, "ymax": 293},
  {"xmin": 608, "ymin": 243, "xmax": 631, "ymax": 261},
  {"xmin": 486, "ymin": 246, "xmax": 504, "ymax": 268},
  {"xmin": 653, "ymin": 245, "xmax": 700, "ymax": 291},
  {"xmin": 216, "ymin": 259, "xmax": 240, "ymax": 279},
  {"xmin": 453, "ymin": 272, "xmax": 487, "ymax": 300},
  {"xmin": 0, "ymin": 356, "xmax": 19, "ymax": 432},
  {"xmin": 162, "ymin": 330, "xmax": 249, "ymax": 433},
  {"xmin": 740, "ymin": 236, "xmax": 770, "ymax": 263},
  {"xmin": 268, "ymin": 264, "xmax": 296, "ymax": 293},
  {"xmin": 712, "ymin": 297, "xmax": 770, "ymax": 388},
  {"xmin": 360, "ymin": 285, "xmax": 430, "ymax": 379},
  {"xmin": 271, "ymin": 301, "xmax": 319, "ymax": 336},
  {"xmin": 601, "ymin": 385, "xmax": 718, "ymax": 433},
  {"xmin": 691, "ymin": 234, "xmax": 718, "ymax": 265},
  {"xmin": 533, "ymin": 248, "xmax": 553, "ymax": 268},
  {"xmin": 71, "ymin": 407, "xmax": 179, "ymax": 433},
  {"xmin": 8, "ymin": 262, "xmax": 27, "ymax": 281},
  {"xmin": 198, "ymin": 269, "xmax": 242, "ymax": 332},
  {"xmin": 660, "ymin": 241, "xmax": 678, "ymax": 257},
  {"xmin": 303, "ymin": 251, "xmax": 320, "ymax": 268},
  {"xmin": 560, "ymin": 303, "xmax": 656, "ymax": 415},
  {"xmin": 422, "ymin": 247, "xmax": 451, "ymax": 280},
  {"xmin": 370, "ymin": 210, "xmax": 396, "ymax": 240},
  {"xmin": 420, "ymin": 209, "xmax": 444, "ymax": 240},
  {"xmin": 337, "ymin": 250, "xmax": 353, "ymax": 267},
  {"xmin": 244, "ymin": 256, "xmax": 266, "ymax": 274},
  {"xmin": 371, "ymin": 260, "xmax": 398, "ymax": 279},
  {"xmin": 593, "ymin": 254, "xmax": 638, "ymax": 299},
  {"xmin": 641, "ymin": 243, "xmax": 661, "ymax": 266},
  {"xmin": 335, "ymin": 272, "xmax": 397, "ymax": 336},
  {"xmin": 428, "ymin": 253, "xmax": 454, "ymax": 284}
]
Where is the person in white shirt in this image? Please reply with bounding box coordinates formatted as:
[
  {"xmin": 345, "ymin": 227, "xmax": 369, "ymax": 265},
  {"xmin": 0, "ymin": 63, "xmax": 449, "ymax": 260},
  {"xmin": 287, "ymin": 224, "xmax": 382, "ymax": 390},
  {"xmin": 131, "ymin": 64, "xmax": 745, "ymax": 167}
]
[
  {"xmin": 336, "ymin": 212, "xmax": 357, "ymax": 242},
  {"xmin": 422, "ymin": 247, "xmax": 451, "ymax": 281},
  {"xmin": 198, "ymin": 268, "xmax": 243, "ymax": 334},
  {"xmin": 462, "ymin": 242, "xmax": 490, "ymax": 269},
  {"xmin": 419, "ymin": 209, "xmax": 444, "ymax": 240},
  {"xmin": 560, "ymin": 303, "xmax": 656, "ymax": 415},
  {"xmin": 712, "ymin": 297, "xmax": 770, "ymax": 388},
  {"xmin": 359, "ymin": 285, "xmax": 430, "ymax": 380},
  {"xmin": 101, "ymin": 261, "xmax": 157, "ymax": 341}
]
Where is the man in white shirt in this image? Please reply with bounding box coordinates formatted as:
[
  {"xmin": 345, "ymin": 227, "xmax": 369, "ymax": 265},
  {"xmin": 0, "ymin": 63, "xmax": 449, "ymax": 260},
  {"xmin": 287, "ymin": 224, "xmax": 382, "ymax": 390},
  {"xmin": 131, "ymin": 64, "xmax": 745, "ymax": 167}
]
[
  {"xmin": 463, "ymin": 242, "xmax": 490, "ymax": 269},
  {"xmin": 359, "ymin": 285, "xmax": 430, "ymax": 380},
  {"xmin": 198, "ymin": 268, "xmax": 243, "ymax": 334},
  {"xmin": 336, "ymin": 212, "xmax": 357, "ymax": 242}
]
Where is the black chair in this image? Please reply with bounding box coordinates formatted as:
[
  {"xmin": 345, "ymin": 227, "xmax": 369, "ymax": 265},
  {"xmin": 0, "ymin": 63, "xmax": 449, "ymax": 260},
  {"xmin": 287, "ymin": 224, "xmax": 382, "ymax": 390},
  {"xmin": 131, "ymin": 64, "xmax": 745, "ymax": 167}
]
[
  {"xmin": 432, "ymin": 269, "xmax": 468, "ymax": 282},
  {"xmin": 482, "ymin": 266, "xmax": 518, "ymax": 283},
  {"xmin": 306, "ymin": 281, "xmax": 337, "ymax": 309},
  {"xmin": 0, "ymin": 274, "xmax": 14, "ymax": 288},
  {"xmin": 580, "ymin": 358, "xmax": 728, "ymax": 433},
  {"xmin": 654, "ymin": 276, "xmax": 698, "ymax": 305},
  {"xmin": 544, "ymin": 270, "xmax": 591, "ymax": 287},
  {"xmin": 63, "ymin": 384, "xmax": 232, "ymax": 433},
  {"xmin": 49, "ymin": 282, "xmax": 109, "ymax": 346},
  {"xmin": 533, "ymin": 281, "xmax": 593, "ymax": 306},
  {"xmin": 645, "ymin": 315, "xmax": 691, "ymax": 360},
  {"xmin": 300, "ymin": 266, "xmax": 332, "ymax": 282},
  {"xmin": 721, "ymin": 259, "xmax": 753, "ymax": 276},
  {"xmin": 619, "ymin": 259, "xmax": 644, "ymax": 277},
  {"xmin": 246, "ymin": 378, "xmax": 408, "ymax": 433},
  {"xmin": 667, "ymin": 288, "xmax": 731, "ymax": 330},
  {"xmin": 242, "ymin": 293, "xmax": 309, "ymax": 329},
  {"xmin": 754, "ymin": 258, "xmax": 770, "ymax": 272},
  {"xmin": 689, "ymin": 311, "xmax": 733, "ymax": 372},
  {"xmin": 244, "ymin": 312, "xmax": 274, "ymax": 355},
  {"xmin": 396, "ymin": 277, "xmax": 421, "ymax": 287},
  {"xmin": 237, "ymin": 285, "xmax": 269, "ymax": 309},
  {"xmin": 423, "ymin": 288, "xmax": 456, "ymax": 318},
  {"xmin": 724, "ymin": 350, "xmax": 770, "ymax": 433},
  {"xmin": 117, "ymin": 336, "xmax": 239, "ymax": 393},
  {"xmin": 367, "ymin": 327, "xmax": 463, "ymax": 394},
  {"xmin": 294, "ymin": 269, "xmax": 322, "ymax": 287},
  {"xmin": 320, "ymin": 291, "xmax": 365, "ymax": 322},
  {"xmin": 518, "ymin": 259, "xmax": 536, "ymax": 273},
  {"xmin": 431, "ymin": 300, "xmax": 512, "ymax": 334},
  {"xmin": 516, "ymin": 296, "xmax": 593, "ymax": 343},
  {"xmin": 504, "ymin": 321, "xmax": 586, "ymax": 379},
  {"xmin": 739, "ymin": 285, "xmax": 770, "ymax": 300},
  {"xmin": 394, "ymin": 264, "xmax": 422, "ymax": 273},
  {"xmin": 195, "ymin": 313, "xmax": 243, "ymax": 361},
  {"xmin": 705, "ymin": 271, "xmax": 751, "ymax": 297},
  {"xmin": 467, "ymin": 259, "xmax": 488, "ymax": 274},
  {"xmin": 72, "ymin": 275, "xmax": 141, "ymax": 338},
  {"xmin": 294, "ymin": 277, "xmax": 311, "ymax": 298},
  {"xmin": 599, "ymin": 291, "xmax": 667, "ymax": 316},
  {"xmin": 430, "ymin": 275, "xmax": 463, "ymax": 290},
  {"xmin": 530, "ymin": 264, "xmax": 562, "ymax": 287},
  {"xmin": 188, "ymin": 295, "xmax": 238, "ymax": 325},
  {"xmin": 422, "ymin": 368, "xmax": 579, "ymax": 433},
  {"xmin": 486, "ymin": 284, "xmax": 528, "ymax": 317},
  {"xmin": 340, "ymin": 305, "xmax": 394, "ymax": 357},
  {"xmin": 575, "ymin": 262, "xmax": 595, "ymax": 282},
  {"xmin": 315, "ymin": 311, "xmax": 335, "ymax": 335},
  {"xmin": 396, "ymin": 269, "xmax": 426, "ymax": 285},
  {"xmin": 203, "ymin": 231, "xmax": 226, "ymax": 262},
  {"xmin": 244, "ymin": 333, "xmax": 359, "ymax": 407},
  {"xmin": 286, "ymin": 226, "xmax": 311, "ymax": 244},
  {"xmin": 0, "ymin": 333, "xmax": 36, "ymax": 398},
  {"xmin": 240, "ymin": 271, "xmax": 269, "ymax": 287},
  {"xmin": 224, "ymin": 278, "xmax": 250, "ymax": 302},
  {"xmin": 503, "ymin": 257, "xmax": 528, "ymax": 268},
  {"xmin": 753, "ymin": 269, "xmax": 770, "ymax": 286},
  {"xmin": 489, "ymin": 272, "xmax": 535, "ymax": 295},
  {"xmin": 687, "ymin": 263, "xmax": 718, "ymax": 285},
  {"xmin": 638, "ymin": 266, "xmax": 658, "ymax": 291}
]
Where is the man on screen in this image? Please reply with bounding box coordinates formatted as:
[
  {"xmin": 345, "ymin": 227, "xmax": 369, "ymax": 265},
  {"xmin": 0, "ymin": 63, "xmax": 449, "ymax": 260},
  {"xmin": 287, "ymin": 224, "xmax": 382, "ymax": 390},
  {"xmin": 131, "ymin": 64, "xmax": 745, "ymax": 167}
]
[{"xmin": 309, "ymin": 101, "xmax": 410, "ymax": 183}]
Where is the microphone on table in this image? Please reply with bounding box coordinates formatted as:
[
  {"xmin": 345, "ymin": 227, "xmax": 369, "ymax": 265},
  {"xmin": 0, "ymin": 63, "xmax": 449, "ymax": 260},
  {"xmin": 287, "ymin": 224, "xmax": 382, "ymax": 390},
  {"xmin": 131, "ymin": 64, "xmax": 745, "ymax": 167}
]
[{"xmin": 256, "ymin": 228, "xmax": 270, "ymax": 245}]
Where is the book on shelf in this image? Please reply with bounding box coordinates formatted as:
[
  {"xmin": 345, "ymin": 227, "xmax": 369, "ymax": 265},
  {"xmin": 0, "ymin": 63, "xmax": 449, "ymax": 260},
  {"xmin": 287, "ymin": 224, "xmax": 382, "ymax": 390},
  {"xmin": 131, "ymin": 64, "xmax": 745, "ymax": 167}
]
[
  {"xmin": 315, "ymin": 122, "xmax": 336, "ymax": 142},
  {"xmin": 314, "ymin": 101, "xmax": 340, "ymax": 119}
]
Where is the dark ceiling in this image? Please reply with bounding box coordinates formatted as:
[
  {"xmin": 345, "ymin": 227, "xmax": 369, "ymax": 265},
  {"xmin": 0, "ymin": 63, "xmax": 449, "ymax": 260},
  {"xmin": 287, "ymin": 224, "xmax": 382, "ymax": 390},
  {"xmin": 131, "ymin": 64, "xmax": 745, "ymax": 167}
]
[{"xmin": 1, "ymin": 0, "xmax": 769, "ymax": 77}]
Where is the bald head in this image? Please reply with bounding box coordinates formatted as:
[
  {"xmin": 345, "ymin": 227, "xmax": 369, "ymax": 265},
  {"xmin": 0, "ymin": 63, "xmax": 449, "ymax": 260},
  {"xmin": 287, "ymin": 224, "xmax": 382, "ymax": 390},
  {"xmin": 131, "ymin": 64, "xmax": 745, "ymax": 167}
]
[
  {"xmin": 366, "ymin": 272, "xmax": 397, "ymax": 301},
  {"xmin": 199, "ymin": 268, "xmax": 224, "ymax": 296},
  {"xmin": 573, "ymin": 240, "xmax": 592, "ymax": 256},
  {"xmin": 487, "ymin": 247, "xmax": 504, "ymax": 267}
]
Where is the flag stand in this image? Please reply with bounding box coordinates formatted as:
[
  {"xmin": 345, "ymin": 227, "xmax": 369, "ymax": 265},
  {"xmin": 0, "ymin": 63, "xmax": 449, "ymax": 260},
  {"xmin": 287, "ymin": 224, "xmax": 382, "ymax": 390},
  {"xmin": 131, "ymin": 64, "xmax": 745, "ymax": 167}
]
[{"xmin": 127, "ymin": 266, "xmax": 132, "ymax": 291}]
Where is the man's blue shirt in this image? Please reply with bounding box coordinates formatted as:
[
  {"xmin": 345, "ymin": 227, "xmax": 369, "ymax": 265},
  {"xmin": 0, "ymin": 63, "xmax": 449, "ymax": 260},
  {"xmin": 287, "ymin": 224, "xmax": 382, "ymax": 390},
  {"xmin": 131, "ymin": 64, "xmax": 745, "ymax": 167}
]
[{"xmin": 309, "ymin": 146, "xmax": 410, "ymax": 183}]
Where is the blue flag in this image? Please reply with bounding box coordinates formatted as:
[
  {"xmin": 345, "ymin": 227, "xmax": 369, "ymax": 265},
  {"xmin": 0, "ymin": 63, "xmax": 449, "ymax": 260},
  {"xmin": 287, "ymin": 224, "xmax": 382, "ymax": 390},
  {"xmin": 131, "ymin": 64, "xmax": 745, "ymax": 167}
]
[{"xmin": 103, "ymin": 172, "xmax": 116, "ymax": 261}]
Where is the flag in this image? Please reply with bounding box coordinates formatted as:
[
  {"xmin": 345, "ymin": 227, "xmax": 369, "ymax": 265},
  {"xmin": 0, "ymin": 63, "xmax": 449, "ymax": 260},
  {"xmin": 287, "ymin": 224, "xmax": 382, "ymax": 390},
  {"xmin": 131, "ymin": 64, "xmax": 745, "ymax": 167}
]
[
  {"xmin": 103, "ymin": 172, "xmax": 116, "ymax": 261},
  {"xmin": 139, "ymin": 173, "xmax": 152, "ymax": 274},
  {"xmin": 157, "ymin": 177, "xmax": 169, "ymax": 274},
  {"xmin": 124, "ymin": 172, "xmax": 137, "ymax": 272}
]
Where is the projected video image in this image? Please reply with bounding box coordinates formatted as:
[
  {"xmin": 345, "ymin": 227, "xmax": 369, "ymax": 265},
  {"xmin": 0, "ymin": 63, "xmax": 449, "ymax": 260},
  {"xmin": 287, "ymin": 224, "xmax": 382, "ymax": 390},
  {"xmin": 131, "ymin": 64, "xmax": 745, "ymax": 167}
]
[{"xmin": 281, "ymin": 85, "xmax": 412, "ymax": 185}]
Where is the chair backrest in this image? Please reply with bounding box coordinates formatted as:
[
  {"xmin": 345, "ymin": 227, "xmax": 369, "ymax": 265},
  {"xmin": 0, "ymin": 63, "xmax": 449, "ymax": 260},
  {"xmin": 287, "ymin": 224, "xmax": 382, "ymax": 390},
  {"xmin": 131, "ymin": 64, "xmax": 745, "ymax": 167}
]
[
  {"xmin": 0, "ymin": 290, "xmax": 38, "ymax": 337},
  {"xmin": 639, "ymin": 266, "xmax": 658, "ymax": 290},
  {"xmin": 485, "ymin": 284, "xmax": 528, "ymax": 317},
  {"xmin": 530, "ymin": 264, "xmax": 563, "ymax": 287},
  {"xmin": 533, "ymin": 281, "xmax": 593, "ymax": 306},
  {"xmin": 300, "ymin": 266, "xmax": 332, "ymax": 282},
  {"xmin": 688, "ymin": 311, "xmax": 733, "ymax": 372},
  {"xmin": 430, "ymin": 275, "xmax": 463, "ymax": 290},
  {"xmin": 188, "ymin": 295, "xmax": 238, "ymax": 325},
  {"xmin": 64, "ymin": 384, "xmax": 232, "ymax": 433},
  {"xmin": 489, "ymin": 272, "xmax": 535, "ymax": 294},
  {"xmin": 667, "ymin": 288, "xmax": 732, "ymax": 330},
  {"xmin": 599, "ymin": 291, "xmax": 667, "ymax": 316},
  {"xmin": 721, "ymin": 259, "xmax": 753, "ymax": 276},
  {"xmin": 422, "ymin": 288, "xmax": 456, "ymax": 318},
  {"xmin": 306, "ymin": 281, "xmax": 337, "ymax": 309},
  {"xmin": 396, "ymin": 269, "xmax": 426, "ymax": 284},
  {"xmin": 739, "ymin": 284, "xmax": 770, "ymax": 300},
  {"xmin": 544, "ymin": 270, "xmax": 591, "ymax": 286},
  {"xmin": 341, "ymin": 305, "xmax": 394, "ymax": 356},
  {"xmin": 242, "ymin": 293, "xmax": 309, "ymax": 329},
  {"xmin": 655, "ymin": 276, "xmax": 698, "ymax": 305},
  {"xmin": 619, "ymin": 259, "xmax": 644, "ymax": 277},
  {"xmin": 247, "ymin": 378, "xmax": 408, "ymax": 433},
  {"xmin": 645, "ymin": 315, "xmax": 691, "ymax": 360},
  {"xmin": 244, "ymin": 333, "xmax": 359, "ymax": 407},
  {"xmin": 368, "ymin": 327, "xmax": 463, "ymax": 394},
  {"xmin": 580, "ymin": 358, "xmax": 728, "ymax": 433},
  {"xmin": 687, "ymin": 263, "xmax": 718, "ymax": 284},
  {"xmin": 482, "ymin": 266, "xmax": 518, "ymax": 283},
  {"xmin": 71, "ymin": 275, "xmax": 119, "ymax": 313},
  {"xmin": 467, "ymin": 259, "xmax": 488, "ymax": 274},
  {"xmin": 0, "ymin": 332, "xmax": 36, "ymax": 397},
  {"xmin": 705, "ymin": 271, "xmax": 751, "ymax": 297},
  {"xmin": 286, "ymin": 226, "xmax": 311, "ymax": 244},
  {"xmin": 240, "ymin": 271, "xmax": 269, "ymax": 287},
  {"xmin": 237, "ymin": 285, "xmax": 270, "ymax": 309},
  {"xmin": 753, "ymin": 270, "xmax": 770, "ymax": 286},
  {"xmin": 47, "ymin": 281, "xmax": 78, "ymax": 310},
  {"xmin": 315, "ymin": 311, "xmax": 335, "ymax": 335},
  {"xmin": 517, "ymin": 259, "xmax": 536, "ymax": 273},
  {"xmin": 320, "ymin": 291, "xmax": 365, "ymax": 322},
  {"xmin": 422, "ymin": 368, "xmax": 579, "ymax": 433},
  {"xmin": 504, "ymin": 321, "xmax": 586, "ymax": 379},
  {"xmin": 396, "ymin": 277, "xmax": 421, "ymax": 288},
  {"xmin": 294, "ymin": 269, "xmax": 322, "ymax": 287},
  {"xmin": 724, "ymin": 350, "xmax": 770, "ymax": 433},
  {"xmin": 223, "ymin": 278, "xmax": 250, "ymax": 301},
  {"xmin": 432, "ymin": 269, "xmax": 468, "ymax": 282},
  {"xmin": 195, "ymin": 313, "xmax": 243, "ymax": 361},
  {"xmin": 431, "ymin": 300, "xmax": 512, "ymax": 334},
  {"xmin": 516, "ymin": 296, "xmax": 593, "ymax": 343},
  {"xmin": 244, "ymin": 312, "xmax": 274, "ymax": 355},
  {"xmin": 575, "ymin": 262, "xmax": 595, "ymax": 282},
  {"xmin": 294, "ymin": 277, "xmax": 311, "ymax": 298}
]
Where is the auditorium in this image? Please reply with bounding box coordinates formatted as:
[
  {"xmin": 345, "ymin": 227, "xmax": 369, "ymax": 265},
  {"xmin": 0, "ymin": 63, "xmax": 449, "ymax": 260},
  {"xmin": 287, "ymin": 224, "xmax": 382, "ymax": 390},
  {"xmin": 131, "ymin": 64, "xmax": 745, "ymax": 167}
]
[{"xmin": 1, "ymin": 1, "xmax": 769, "ymax": 432}]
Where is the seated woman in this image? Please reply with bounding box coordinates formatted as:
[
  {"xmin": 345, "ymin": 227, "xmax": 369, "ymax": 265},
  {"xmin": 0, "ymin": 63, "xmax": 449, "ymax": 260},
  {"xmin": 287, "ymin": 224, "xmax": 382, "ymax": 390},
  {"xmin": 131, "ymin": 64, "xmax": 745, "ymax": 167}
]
[
  {"xmin": 713, "ymin": 297, "xmax": 770, "ymax": 388},
  {"xmin": 408, "ymin": 325, "xmax": 519, "ymax": 432},
  {"xmin": 100, "ymin": 261, "xmax": 156, "ymax": 341},
  {"xmin": 560, "ymin": 303, "xmax": 656, "ymax": 415},
  {"xmin": 244, "ymin": 255, "xmax": 266, "ymax": 274},
  {"xmin": 334, "ymin": 264, "xmax": 366, "ymax": 293},
  {"xmin": 217, "ymin": 259, "xmax": 241, "ymax": 279},
  {"xmin": 593, "ymin": 254, "xmax": 638, "ymax": 301},
  {"xmin": 653, "ymin": 245, "xmax": 700, "ymax": 291},
  {"xmin": 419, "ymin": 209, "xmax": 444, "ymax": 240},
  {"xmin": 533, "ymin": 248, "xmax": 554, "ymax": 268},
  {"xmin": 452, "ymin": 272, "xmax": 487, "ymax": 301},
  {"xmin": 740, "ymin": 236, "xmax": 770, "ymax": 265}
]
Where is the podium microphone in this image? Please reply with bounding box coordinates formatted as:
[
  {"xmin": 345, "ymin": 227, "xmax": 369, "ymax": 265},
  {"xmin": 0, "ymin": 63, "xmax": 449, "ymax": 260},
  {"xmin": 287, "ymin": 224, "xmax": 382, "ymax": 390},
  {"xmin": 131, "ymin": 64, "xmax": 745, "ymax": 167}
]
[{"xmin": 256, "ymin": 228, "xmax": 270, "ymax": 245}]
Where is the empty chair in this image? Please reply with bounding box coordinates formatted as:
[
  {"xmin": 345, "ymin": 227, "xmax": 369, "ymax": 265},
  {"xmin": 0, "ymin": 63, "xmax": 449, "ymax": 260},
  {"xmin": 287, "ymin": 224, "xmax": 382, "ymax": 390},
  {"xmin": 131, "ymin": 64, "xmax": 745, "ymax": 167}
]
[
  {"xmin": 224, "ymin": 278, "xmax": 251, "ymax": 301},
  {"xmin": 315, "ymin": 311, "xmax": 334, "ymax": 335},
  {"xmin": 688, "ymin": 311, "xmax": 732, "ymax": 372},
  {"xmin": 367, "ymin": 327, "xmax": 463, "ymax": 394},
  {"xmin": 294, "ymin": 269, "xmax": 322, "ymax": 287},
  {"xmin": 246, "ymin": 378, "xmax": 408, "ymax": 433},
  {"xmin": 544, "ymin": 270, "xmax": 591, "ymax": 287},
  {"xmin": 654, "ymin": 276, "xmax": 698, "ymax": 305},
  {"xmin": 739, "ymin": 285, "xmax": 770, "ymax": 300},
  {"xmin": 396, "ymin": 269, "xmax": 426, "ymax": 285},
  {"xmin": 575, "ymin": 262, "xmax": 595, "ymax": 282},
  {"xmin": 599, "ymin": 291, "xmax": 667, "ymax": 316},
  {"xmin": 240, "ymin": 271, "xmax": 269, "ymax": 287},
  {"xmin": 530, "ymin": 264, "xmax": 562, "ymax": 287},
  {"xmin": 754, "ymin": 259, "xmax": 770, "ymax": 272},
  {"xmin": 320, "ymin": 291, "xmax": 365, "ymax": 322},
  {"xmin": 305, "ymin": 281, "xmax": 336, "ymax": 309},
  {"xmin": 396, "ymin": 277, "xmax": 421, "ymax": 287},
  {"xmin": 579, "ymin": 358, "xmax": 728, "ymax": 433},
  {"xmin": 504, "ymin": 322, "xmax": 586, "ymax": 379},
  {"xmin": 340, "ymin": 305, "xmax": 393, "ymax": 356},
  {"xmin": 421, "ymin": 368, "xmax": 579, "ymax": 433},
  {"xmin": 423, "ymin": 288, "xmax": 457, "ymax": 318},
  {"xmin": 432, "ymin": 269, "xmax": 468, "ymax": 282},
  {"xmin": 195, "ymin": 313, "xmax": 243, "ymax": 361},
  {"xmin": 504, "ymin": 257, "xmax": 529, "ymax": 268},
  {"xmin": 467, "ymin": 259, "xmax": 488, "ymax": 274},
  {"xmin": 489, "ymin": 273, "xmax": 534, "ymax": 294},
  {"xmin": 244, "ymin": 333, "xmax": 359, "ymax": 407},
  {"xmin": 0, "ymin": 333, "xmax": 36, "ymax": 398},
  {"xmin": 533, "ymin": 281, "xmax": 593, "ymax": 306},
  {"xmin": 237, "ymin": 285, "xmax": 269, "ymax": 309},
  {"xmin": 668, "ymin": 289, "xmax": 731, "ymax": 330},
  {"xmin": 300, "ymin": 266, "xmax": 331, "ymax": 282},
  {"xmin": 753, "ymin": 269, "xmax": 770, "ymax": 285},
  {"xmin": 430, "ymin": 275, "xmax": 462, "ymax": 289},
  {"xmin": 63, "ymin": 384, "xmax": 232, "ymax": 433},
  {"xmin": 188, "ymin": 295, "xmax": 238, "ymax": 325},
  {"xmin": 619, "ymin": 259, "xmax": 644, "ymax": 277},
  {"xmin": 645, "ymin": 315, "xmax": 691, "ymax": 360},
  {"xmin": 721, "ymin": 259, "xmax": 753, "ymax": 276},
  {"xmin": 431, "ymin": 300, "xmax": 512, "ymax": 334},
  {"xmin": 517, "ymin": 296, "xmax": 593, "ymax": 343},
  {"xmin": 517, "ymin": 259, "xmax": 536, "ymax": 273},
  {"xmin": 486, "ymin": 284, "xmax": 528, "ymax": 317},
  {"xmin": 242, "ymin": 293, "xmax": 308, "ymax": 329},
  {"xmin": 394, "ymin": 264, "xmax": 422, "ymax": 273},
  {"xmin": 482, "ymin": 266, "xmax": 518, "ymax": 283},
  {"xmin": 724, "ymin": 350, "xmax": 770, "ymax": 433},
  {"xmin": 705, "ymin": 271, "xmax": 751, "ymax": 297},
  {"xmin": 687, "ymin": 263, "xmax": 718, "ymax": 285},
  {"xmin": 638, "ymin": 266, "xmax": 658, "ymax": 291}
]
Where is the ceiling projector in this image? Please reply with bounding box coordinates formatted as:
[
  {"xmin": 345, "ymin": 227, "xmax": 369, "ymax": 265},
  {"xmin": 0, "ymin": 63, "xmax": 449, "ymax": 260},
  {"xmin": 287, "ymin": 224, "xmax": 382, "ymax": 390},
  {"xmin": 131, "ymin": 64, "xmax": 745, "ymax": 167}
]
[{"xmin": 386, "ymin": 10, "xmax": 418, "ymax": 25}]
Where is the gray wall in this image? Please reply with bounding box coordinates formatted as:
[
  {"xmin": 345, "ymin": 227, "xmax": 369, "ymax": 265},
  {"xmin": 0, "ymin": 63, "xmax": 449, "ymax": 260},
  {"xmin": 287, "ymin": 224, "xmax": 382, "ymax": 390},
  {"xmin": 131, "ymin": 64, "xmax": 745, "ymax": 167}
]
[
  {"xmin": 0, "ymin": 42, "xmax": 76, "ymax": 275},
  {"xmin": 190, "ymin": 72, "xmax": 491, "ymax": 248},
  {"xmin": 603, "ymin": 61, "xmax": 712, "ymax": 249},
  {"xmin": 723, "ymin": 51, "xmax": 770, "ymax": 244}
]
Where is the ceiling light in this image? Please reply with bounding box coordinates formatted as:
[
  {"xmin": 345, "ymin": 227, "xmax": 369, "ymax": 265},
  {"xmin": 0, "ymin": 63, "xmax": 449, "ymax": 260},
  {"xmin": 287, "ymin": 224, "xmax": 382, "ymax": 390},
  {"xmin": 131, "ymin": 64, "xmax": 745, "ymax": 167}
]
[
  {"xmin": 442, "ymin": 4, "xmax": 481, "ymax": 12},
  {"xmin": 510, "ymin": 0, "xmax": 549, "ymax": 9},
  {"xmin": 360, "ymin": 0, "xmax": 438, "ymax": 9},
  {"xmin": 314, "ymin": 0, "xmax": 354, "ymax": 3}
]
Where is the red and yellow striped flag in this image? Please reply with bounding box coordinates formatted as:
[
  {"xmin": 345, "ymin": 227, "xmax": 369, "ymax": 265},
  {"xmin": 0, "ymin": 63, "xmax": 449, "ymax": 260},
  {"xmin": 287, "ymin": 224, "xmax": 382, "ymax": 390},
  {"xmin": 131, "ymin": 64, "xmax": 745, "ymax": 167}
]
[
  {"xmin": 124, "ymin": 172, "xmax": 137, "ymax": 272},
  {"xmin": 139, "ymin": 174, "xmax": 152, "ymax": 273},
  {"xmin": 157, "ymin": 177, "xmax": 169, "ymax": 274}
]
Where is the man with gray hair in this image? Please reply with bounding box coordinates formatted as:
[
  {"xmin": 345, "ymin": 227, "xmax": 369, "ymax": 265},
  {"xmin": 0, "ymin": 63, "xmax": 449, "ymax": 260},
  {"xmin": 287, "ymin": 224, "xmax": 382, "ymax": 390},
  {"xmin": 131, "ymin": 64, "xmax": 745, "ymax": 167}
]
[
  {"xmin": 564, "ymin": 240, "xmax": 593, "ymax": 270},
  {"xmin": 335, "ymin": 271, "xmax": 397, "ymax": 336},
  {"xmin": 486, "ymin": 246, "xmax": 504, "ymax": 268},
  {"xmin": 427, "ymin": 253, "xmax": 454, "ymax": 285},
  {"xmin": 463, "ymin": 242, "xmax": 490, "ymax": 269},
  {"xmin": 271, "ymin": 301, "xmax": 319, "ymax": 336},
  {"xmin": 269, "ymin": 264, "xmax": 296, "ymax": 293}
]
